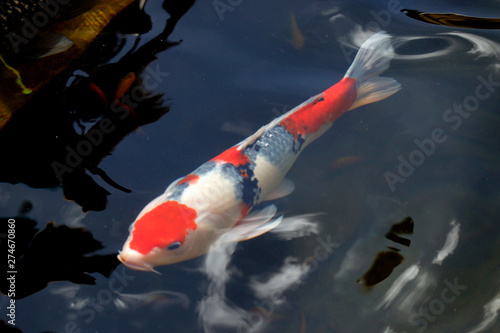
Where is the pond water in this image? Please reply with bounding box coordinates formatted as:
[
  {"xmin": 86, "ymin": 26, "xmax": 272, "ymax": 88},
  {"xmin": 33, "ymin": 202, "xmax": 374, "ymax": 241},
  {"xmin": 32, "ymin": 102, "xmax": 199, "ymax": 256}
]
[{"xmin": 1, "ymin": 0, "xmax": 500, "ymax": 332}]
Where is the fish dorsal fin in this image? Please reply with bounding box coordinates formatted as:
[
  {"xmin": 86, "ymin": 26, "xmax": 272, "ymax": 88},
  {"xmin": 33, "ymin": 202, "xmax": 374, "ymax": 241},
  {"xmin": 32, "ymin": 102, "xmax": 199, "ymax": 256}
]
[
  {"xmin": 164, "ymin": 177, "xmax": 184, "ymax": 193},
  {"xmin": 263, "ymin": 179, "xmax": 295, "ymax": 201},
  {"xmin": 225, "ymin": 205, "xmax": 283, "ymax": 242},
  {"xmin": 235, "ymin": 121, "xmax": 273, "ymax": 151},
  {"xmin": 235, "ymin": 94, "xmax": 323, "ymax": 151}
]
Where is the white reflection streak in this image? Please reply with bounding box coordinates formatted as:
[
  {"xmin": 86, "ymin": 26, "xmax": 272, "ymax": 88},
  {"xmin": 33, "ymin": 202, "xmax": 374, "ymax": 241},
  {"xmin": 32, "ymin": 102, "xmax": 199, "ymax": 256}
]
[
  {"xmin": 49, "ymin": 285, "xmax": 80, "ymax": 299},
  {"xmin": 467, "ymin": 289, "xmax": 500, "ymax": 333},
  {"xmin": 113, "ymin": 290, "xmax": 189, "ymax": 311},
  {"xmin": 334, "ymin": 240, "xmax": 364, "ymax": 280},
  {"xmin": 377, "ymin": 264, "xmax": 419, "ymax": 310},
  {"xmin": 432, "ymin": 220, "xmax": 460, "ymax": 265},
  {"xmin": 60, "ymin": 204, "xmax": 86, "ymax": 227},
  {"xmin": 397, "ymin": 270, "xmax": 431, "ymax": 312},
  {"xmin": 250, "ymin": 257, "xmax": 307, "ymax": 303},
  {"xmin": 394, "ymin": 32, "xmax": 500, "ymax": 62},
  {"xmin": 392, "ymin": 35, "xmax": 459, "ymax": 61},
  {"xmin": 335, "ymin": 24, "xmax": 374, "ymax": 49},
  {"xmin": 445, "ymin": 32, "xmax": 500, "ymax": 59},
  {"xmin": 315, "ymin": 2, "xmax": 339, "ymax": 16},
  {"xmin": 198, "ymin": 235, "xmax": 248, "ymax": 333},
  {"xmin": 338, "ymin": 24, "xmax": 500, "ymax": 65},
  {"xmin": 198, "ymin": 215, "xmax": 321, "ymax": 332},
  {"xmin": 270, "ymin": 214, "xmax": 321, "ymax": 240},
  {"xmin": 69, "ymin": 297, "xmax": 91, "ymax": 311},
  {"xmin": 221, "ymin": 121, "xmax": 255, "ymax": 137}
]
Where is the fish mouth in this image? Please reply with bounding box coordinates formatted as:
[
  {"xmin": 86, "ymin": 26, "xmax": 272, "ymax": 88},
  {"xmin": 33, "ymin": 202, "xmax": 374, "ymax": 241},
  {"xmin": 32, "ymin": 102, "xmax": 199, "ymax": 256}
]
[{"xmin": 117, "ymin": 251, "xmax": 159, "ymax": 273}]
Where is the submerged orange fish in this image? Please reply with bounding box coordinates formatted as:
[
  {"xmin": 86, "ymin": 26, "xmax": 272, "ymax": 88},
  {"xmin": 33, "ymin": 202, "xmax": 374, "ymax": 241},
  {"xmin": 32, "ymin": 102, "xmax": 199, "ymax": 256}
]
[
  {"xmin": 331, "ymin": 156, "xmax": 363, "ymax": 170},
  {"xmin": 118, "ymin": 31, "xmax": 401, "ymax": 271},
  {"xmin": 290, "ymin": 10, "xmax": 305, "ymax": 49}
]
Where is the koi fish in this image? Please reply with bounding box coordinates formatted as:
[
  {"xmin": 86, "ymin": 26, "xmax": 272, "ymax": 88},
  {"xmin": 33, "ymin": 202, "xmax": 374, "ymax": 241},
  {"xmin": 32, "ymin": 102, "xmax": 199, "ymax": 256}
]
[{"xmin": 118, "ymin": 31, "xmax": 401, "ymax": 271}]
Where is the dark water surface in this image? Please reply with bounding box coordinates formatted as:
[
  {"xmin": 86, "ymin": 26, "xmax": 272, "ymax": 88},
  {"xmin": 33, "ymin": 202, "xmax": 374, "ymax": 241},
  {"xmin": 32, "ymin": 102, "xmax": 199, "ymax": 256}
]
[{"xmin": 1, "ymin": 0, "xmax": 500, "ymax": 332}]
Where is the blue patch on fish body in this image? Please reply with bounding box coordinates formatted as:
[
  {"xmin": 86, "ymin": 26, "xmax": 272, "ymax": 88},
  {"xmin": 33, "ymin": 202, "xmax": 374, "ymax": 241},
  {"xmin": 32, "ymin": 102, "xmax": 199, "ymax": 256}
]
[
  {"xmin": 166, "ymin": 162, "xmax": 218, "ymax": 201},
  {"xmin": 244, "ymin": 125, "xmax": 297, "ymax": 170},
  {"xmin": 168, "ymin": 124, "xmax": 302, "ymax": 210},
  {"xmin": 168, "ymin": 183, "xmax": 187, "ymax": 201}
]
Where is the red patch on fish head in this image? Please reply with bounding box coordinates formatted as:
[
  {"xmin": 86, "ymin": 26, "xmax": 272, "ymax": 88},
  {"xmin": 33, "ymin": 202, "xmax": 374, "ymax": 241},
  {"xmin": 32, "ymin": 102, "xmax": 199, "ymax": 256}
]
[{"xmin": 129, "ymin": 201, "xmax": 198, "ymax": 255}]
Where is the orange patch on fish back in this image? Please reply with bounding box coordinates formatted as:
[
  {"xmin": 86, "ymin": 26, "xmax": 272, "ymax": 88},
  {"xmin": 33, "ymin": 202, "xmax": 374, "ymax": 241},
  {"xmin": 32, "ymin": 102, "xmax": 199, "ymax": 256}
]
[
  {"xmin": 178, "ymin": 173, "xmax": 199, "ymax": 185},
  {"xmin": 130, "ymin": 201, "xmax": 197, "ymax": 255},
  {"xmin": 211, "ymin": 146, "xmax": 250, "ymax": 166},
  {"xmin": 280, "ymin": 77, "xmax": 357, "ymax": 138}
]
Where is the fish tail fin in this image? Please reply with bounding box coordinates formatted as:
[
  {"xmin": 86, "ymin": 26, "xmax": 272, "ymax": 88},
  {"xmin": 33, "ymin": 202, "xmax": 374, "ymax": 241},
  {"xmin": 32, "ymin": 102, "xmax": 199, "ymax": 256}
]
[{"xmin": 344, "ymin": 31, "xmax": 401, "ymax": 111}]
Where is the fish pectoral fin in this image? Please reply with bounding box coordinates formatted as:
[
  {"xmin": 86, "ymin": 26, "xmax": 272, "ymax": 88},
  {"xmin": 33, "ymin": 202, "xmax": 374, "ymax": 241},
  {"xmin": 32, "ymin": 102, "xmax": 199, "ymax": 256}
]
[
  {"xmin": 25, "ymin": 33, "xmax": 73, "ymax": 59},
  {"xmin": 235, "ymin": 122, "xmax": 270, "ymax": 150},
  {"xmin": 225, "ymin": 205, "xmax": 283, "ymax": 242},
  {"xmin": 263, "ymin": 179, "xmax": 295, "ymax": 201}
]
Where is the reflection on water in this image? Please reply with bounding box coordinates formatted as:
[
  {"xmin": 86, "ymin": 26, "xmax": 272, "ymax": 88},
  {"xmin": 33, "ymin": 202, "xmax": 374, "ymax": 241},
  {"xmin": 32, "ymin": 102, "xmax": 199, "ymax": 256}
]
[
  {"xmin": 198, "ymin": 213, "xmax": 325, "ymax": 333},
  {"xmin": 1, "ymin": 0, "xmax": 500, "ymax": 333},
  {"xmin": 0, "ymin": 0, "xmax": 195, "ymax": 212},
  {"xmin": 402, "ymin": 9, "xmax": 500, "ymax": 30},
  {"xmin": 432, "ymin": 220, "xmax": 460, "ymax": 265}
]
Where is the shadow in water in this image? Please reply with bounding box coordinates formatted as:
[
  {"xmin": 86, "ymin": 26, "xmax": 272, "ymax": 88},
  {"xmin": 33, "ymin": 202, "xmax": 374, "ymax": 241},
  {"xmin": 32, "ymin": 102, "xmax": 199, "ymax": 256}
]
[
  {"xmin": 358, "ymin": 216, "xmax": 414, "ymax": 287},
  {"xmin": 0, "ymin": 201, "xmax": 120, "ymax": 300},
  {"xmin": 0, "ymin": 219, "xmax": 120, "ymax": 300},
  {"xmin": 0, "ymin": 0, "xmax": 196, "ymax": 212}
]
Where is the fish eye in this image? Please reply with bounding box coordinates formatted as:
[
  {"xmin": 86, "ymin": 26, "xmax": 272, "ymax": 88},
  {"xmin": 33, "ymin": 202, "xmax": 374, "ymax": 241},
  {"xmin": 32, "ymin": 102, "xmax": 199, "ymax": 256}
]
[{"xmin": 167, "ymin": 241, "xmax": 182, "ymax": 250}]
